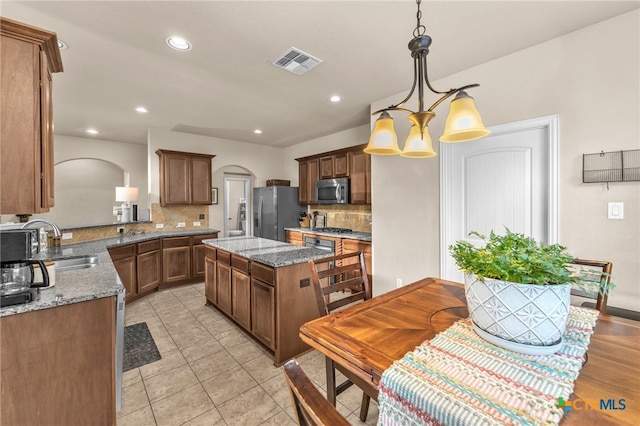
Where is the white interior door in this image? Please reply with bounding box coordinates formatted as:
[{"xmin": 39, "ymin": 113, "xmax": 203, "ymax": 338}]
[{"xmin": 441, "ymin": 115, "xmax": 558, "ymax": 283}]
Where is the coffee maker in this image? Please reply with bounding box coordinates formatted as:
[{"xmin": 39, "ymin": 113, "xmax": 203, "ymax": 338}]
[{"xmin": 0, "ymin": 229, "xmax": 50, "ymax": 307}]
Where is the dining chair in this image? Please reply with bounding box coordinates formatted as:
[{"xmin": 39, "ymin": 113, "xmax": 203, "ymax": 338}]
[
  {"xmin": 283, "ymin": 359, "xmax": 350, "ymax": 426},
  {"xmin": 568, "ymin": 258, "xmax": 612, "ymax": 313},
  {"xmin": 308, "ymin": 251, "xmax": 373, "ymax": 422}
]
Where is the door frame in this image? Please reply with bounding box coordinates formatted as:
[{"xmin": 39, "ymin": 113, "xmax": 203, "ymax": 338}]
[
  {"xmin": 439, "ymin": 114, "xmax": 559, "ymax": 278},
  {"xmin": 223, "ymin": 174, "xmax": 251, "ymax": 238}
]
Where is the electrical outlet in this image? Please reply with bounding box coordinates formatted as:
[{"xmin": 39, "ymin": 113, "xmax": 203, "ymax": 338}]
[
  {"xmin": 396, "ymin": 278, "xmax": 403, "ymax": 288},
  {"xmin": 176, "ymin": 222, "xmax": 186, "ymax": 228},
  {"xmin": 199, "ymin": 213, "xmax": 205, "ymax": 220},
  {"xmin": 117, "ymin": 227, "xmax": 124, "ymax": 234},
  {"xmin": 155, "ymin": 223, "xmax": 164, "ymax": 229},
  {"xmin": 62, "ymin": 232, "xmax": 73, "ymax": 240},
  {"xmin": 193, "ymin": 221, "xmax": 201, "ymax": 227}
]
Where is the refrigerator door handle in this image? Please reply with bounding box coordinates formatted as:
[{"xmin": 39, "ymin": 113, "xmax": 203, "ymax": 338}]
[{"xmin": 256, "ymin": 197, "xmax": 263, "ymax": 236}]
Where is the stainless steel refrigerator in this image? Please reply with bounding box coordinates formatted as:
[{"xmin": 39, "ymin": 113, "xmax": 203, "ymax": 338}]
[{"xmin": 253, "ymin": 186, "xmax": 301, "ymax": 241}]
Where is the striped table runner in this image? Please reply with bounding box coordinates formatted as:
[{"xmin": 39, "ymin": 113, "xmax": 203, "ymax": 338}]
[{"xmin": 377, "ymin": 306, "xmax": 599, "ymax": 426}]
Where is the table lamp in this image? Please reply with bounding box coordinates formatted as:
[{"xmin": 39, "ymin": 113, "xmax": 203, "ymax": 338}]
[{"xmin": 115, "ymin": 186, "xmax": 139, "ymax": 223}]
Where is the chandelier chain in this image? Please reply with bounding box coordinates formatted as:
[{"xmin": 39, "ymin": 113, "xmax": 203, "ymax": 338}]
[{"xmin": 413, "ymin": 0, "xmax": 426, "ymax": 38}]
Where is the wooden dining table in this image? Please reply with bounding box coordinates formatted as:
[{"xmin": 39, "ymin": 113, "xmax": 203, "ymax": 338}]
[{"xmin": 299, "ymin": 277, "xmax": 640, "ymax": 425}]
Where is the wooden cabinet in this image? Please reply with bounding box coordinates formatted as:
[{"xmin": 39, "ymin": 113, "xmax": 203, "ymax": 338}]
[
  {"xmin": 216, "ymin": 250, "xmax": 232, "ymax": 316},
  {"xmin": 231, "ymin": 255, "xmax": 251, "ymax": 330},
  {"xmin": 342, "ymin": 239, "xmax": 373, "ymax": 285},
  {"xmin": 137, "ymin": 239, "xmax": 161, "ymax": 295},
  {"xmin": 296, "ymin": 144, "xmax": 369, "ymax": 205},
  {"xmin": 319, "ymin": 153, "xmax": 349, "ymax": 179},
  {"xmin": 297, "ymin": 158, "xmax": 318, "ymax": 204},
  {"xmin": 192, "ymin": 233, "xmax": 217, "ymax": 280},
  {"xmin": 251, "ymin": 262, "xmax": 276, "ymax": 350},
  {"xmin": 1, "ymin": 296, "xmax": 115, "ymax": 425},
  {"xmin": 0, "ymin": 18, "xmax": 63, "ymax": 214},
  {"xmin": 156, "ymin": 149, "xmax": 215, "ymax": 206},
  {"xmin": 108, "ymin": 244, "xmax": 137, "ymax": 302},
  {"xmin": 109, "ymin": 233, "xmax": 218, "ymax": 302},
  {"xmin": 286, "ymin": 230, "xmax": 304, "ymax": 246},
  {"xmin": 205, "ymin": 246, "xmax": 217, "ymax": 303},
  {"xmin": 350, "ymin": 150, "xmax": 371, "ymax": 205},
  {"xmin": 162, "ymin": 236, "xmax": 191, "ymax": 285},
  {"xmin": 161, "ymin": 233, "xmax": 218, "ymax": 287},
  {"xmin": 205, "ymin": 248, "xmax": 320, "ymax": 365}
]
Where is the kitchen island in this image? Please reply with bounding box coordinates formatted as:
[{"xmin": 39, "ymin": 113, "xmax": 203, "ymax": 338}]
[
  {"xmin": 203, "ymin": 236, "xmax": 331, "ymax": 365},
  {"xmin": 0, "ymin": 228, "xmax": 218, "ymax": 426}
]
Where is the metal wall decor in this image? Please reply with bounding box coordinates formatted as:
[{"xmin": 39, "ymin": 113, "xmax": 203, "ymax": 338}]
[{"xmin": 582, "ymin": 149, "xmax": 640, "ymax": 184}]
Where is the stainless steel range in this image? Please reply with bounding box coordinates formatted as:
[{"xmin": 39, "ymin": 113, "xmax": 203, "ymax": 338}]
[{"xmin": 311, "ymin": 227, "xmax": 353, "ymax": 234}]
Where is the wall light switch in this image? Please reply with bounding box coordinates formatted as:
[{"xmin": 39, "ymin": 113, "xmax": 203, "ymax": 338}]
[
  {"xmin": 193, "ymin": 221, "xmax": 201, "ymax": 227},
  {"xmin": 176, "ymin": 222, "xmax": 186, "ymax": 228},
  {"xmin": 155, "ymin": 223, "xmax": 164, "ymax": 229},
  {"xmin": 62, "ymin": 232, "xmax": 73, "ymax": 240},
  {"xmin": 608, "ymin": 202, "xmax": 624, "ymax": 219}
]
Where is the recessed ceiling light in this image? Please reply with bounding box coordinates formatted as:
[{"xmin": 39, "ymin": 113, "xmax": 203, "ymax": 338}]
[
  {"xmin": 253, "ymin": 129, "xmax": 263, "ymax": 134},
  {"xmin": 165, "ymin": 36, "xmax": 191, "ymax": 51},
  {"xmin": 329, "ymin": 95, "xmax": 343, "ymax": 103},
  {"xmin": 57, "ymin": 39, "xmax": 68, "ymax": 50},
  {"xmin": 84, "ymin": 128, "xmax": 100, "ymax": 135},
  {"xmin": 134, "ymin": 106, "xmax": 149, "ymax": 113}
]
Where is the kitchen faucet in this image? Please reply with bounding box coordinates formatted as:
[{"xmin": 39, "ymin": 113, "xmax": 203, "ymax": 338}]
[{"xmin": 21, "ymin": 219, "xmax": 62, "ymax": 237}]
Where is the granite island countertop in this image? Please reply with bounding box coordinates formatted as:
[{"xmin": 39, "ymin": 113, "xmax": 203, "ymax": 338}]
[
  {"xmin": 0, "ymin": 228, "xmax": 219, "ymax": 317},
  {"xmin": 284, "ymin": 227, "xmax": 372, "ymax": 242},
  {"xmin": 204, "ymin": 236, "xmax": 332, "ymax": 267}
]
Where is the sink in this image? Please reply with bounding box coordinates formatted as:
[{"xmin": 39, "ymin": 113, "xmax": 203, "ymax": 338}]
[{"xmin": 54, "ymin": 256, "xmax": 99, "ymax": 272}]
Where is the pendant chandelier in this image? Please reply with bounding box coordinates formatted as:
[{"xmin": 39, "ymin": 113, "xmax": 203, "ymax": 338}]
[{"xmin": 365, "ymin": 0, "xmax": 490, "ymax": 158}]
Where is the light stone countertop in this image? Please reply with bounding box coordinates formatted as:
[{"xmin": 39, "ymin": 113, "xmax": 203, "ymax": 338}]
[
  {"xmin": 0, "ymin": 229, "xmax": 219, "ymax": 317},
  {"xmin": 204, "ymin": 236, "xmax": 332, "ymax": 267},
  {"xmin": 284, "ymin": 227, "xmax": 372, "ymax": 242}
]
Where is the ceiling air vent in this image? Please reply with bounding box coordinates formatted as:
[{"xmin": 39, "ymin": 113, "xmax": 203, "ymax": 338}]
[{"xmin": 272, "ymin": 47, "xmax": 322, "ymax": 75}]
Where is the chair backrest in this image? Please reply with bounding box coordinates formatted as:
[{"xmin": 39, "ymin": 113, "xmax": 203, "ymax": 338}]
[
  {"xmin": 308, "ymin": 251, "xmax": 372, "ymax": 316},
  {"xmin": 568, "ymin": 258, "xmax": 612, "ymax": 312},
  {"xmin": 283, "ymin": 359, "xmax": 350, "ymax": 426}
]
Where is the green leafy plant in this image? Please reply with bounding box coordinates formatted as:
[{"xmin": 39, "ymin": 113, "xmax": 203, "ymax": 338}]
[{"xmin": 449, "ymin": 228, "xmax": 579, "ymax": 285}]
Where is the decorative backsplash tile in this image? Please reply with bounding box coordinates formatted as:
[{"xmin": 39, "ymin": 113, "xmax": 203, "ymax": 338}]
[
  {"xmin": 57, "ymin": 203, "xmax": 209, "ymax": 245},
  {"xmin": 307, "ymin": 204, "xmax": 372, "ymax": 232},
  {"xmin": 47, "ymin": 203, "xmax": 371, "ymax": 245}
]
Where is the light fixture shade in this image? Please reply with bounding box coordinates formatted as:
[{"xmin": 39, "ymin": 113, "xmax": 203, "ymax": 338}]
[
  {"xmin": 440, "ymin": 92, "xmax": 490, "ymax": 143},
  {"xmin": 401, "ymin": 125, "xmax": 436, "ymax": 158},
  {"xmin": 115, "ymin": 186, "xmax": 139, "ymax": 202},
  {"xmin": 365, "ymin": 112, "xmax": 401, "ymax": 155}
]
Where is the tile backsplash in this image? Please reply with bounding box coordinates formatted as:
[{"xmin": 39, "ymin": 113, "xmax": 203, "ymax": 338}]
[
  {"xmin": 51, "ymin": 203, "xmax": 210, "ymax": 245},
  {"xmin": 306, "ymin": 204, "xmax": 372, "ymax": 232},
  {"xmin": 3, "ymin": 203, "xmax": 372, "ymax": 245}
]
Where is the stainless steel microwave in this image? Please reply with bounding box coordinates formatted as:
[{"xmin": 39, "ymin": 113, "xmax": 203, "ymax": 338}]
[{"xmin": 315, "ymin": 178, "xmax": 350, "ymax": 204}]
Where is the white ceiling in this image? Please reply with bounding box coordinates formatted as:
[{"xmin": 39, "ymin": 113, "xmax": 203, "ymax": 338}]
[{"xmin": 2, "ymin": 1, "xmax": 638, "ymax": 147}]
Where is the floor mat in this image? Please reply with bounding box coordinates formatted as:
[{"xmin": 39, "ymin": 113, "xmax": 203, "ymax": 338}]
[{"xmin": 123, "ymin": 322, "xmax": 161, "ymax": 372}]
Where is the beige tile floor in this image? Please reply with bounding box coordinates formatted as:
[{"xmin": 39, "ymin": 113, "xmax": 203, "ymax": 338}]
[{"xmin": 117, "ymin": 282, "xmax": 379, "ymax": 426}]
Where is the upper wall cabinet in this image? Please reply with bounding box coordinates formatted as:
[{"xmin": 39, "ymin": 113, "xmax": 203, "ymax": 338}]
[
  {"xmin": 156, "ymin": 149, "xmax": 215, "ymax": 206},
  {"xmin": 296, "ymin": 144, "xmax": 370, "ymax": 205},
  {"xmin": 297, "ymin": 158, "xmax": 318, "ymax": 205},
  {"xmin": 0, "ymin": 18, "xmax": 63, "ymax": 214},
  {"xmin": 319, "ymin": 153, "xmax": 349, "ymax": 179}
]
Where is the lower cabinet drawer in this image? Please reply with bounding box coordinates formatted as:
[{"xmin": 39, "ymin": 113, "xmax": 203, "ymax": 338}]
[
  {"xmin": 217, "ymin": 250, "xmax": 231, "ymax": 265},
  {"xmin": 138, "ymin": 239, "xmax": 160, "ymax": 254},
  {"xmin": 251, "ymin": 262, "xmax": 274, "ymax": 286}
]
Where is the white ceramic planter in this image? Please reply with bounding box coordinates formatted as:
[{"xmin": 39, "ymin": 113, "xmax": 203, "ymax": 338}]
[{"xmin": 464, "ymin": 274, "xmax": 571, "ymax": 354}]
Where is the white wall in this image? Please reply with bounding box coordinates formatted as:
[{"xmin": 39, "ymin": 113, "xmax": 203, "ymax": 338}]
[
  {"xmin": 369, "ymin": 10, "xmax": 640, "ymax": 310},
  {"xmin": 0, "ymin": 135, "xmax": 148, "ymax": 227}
]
